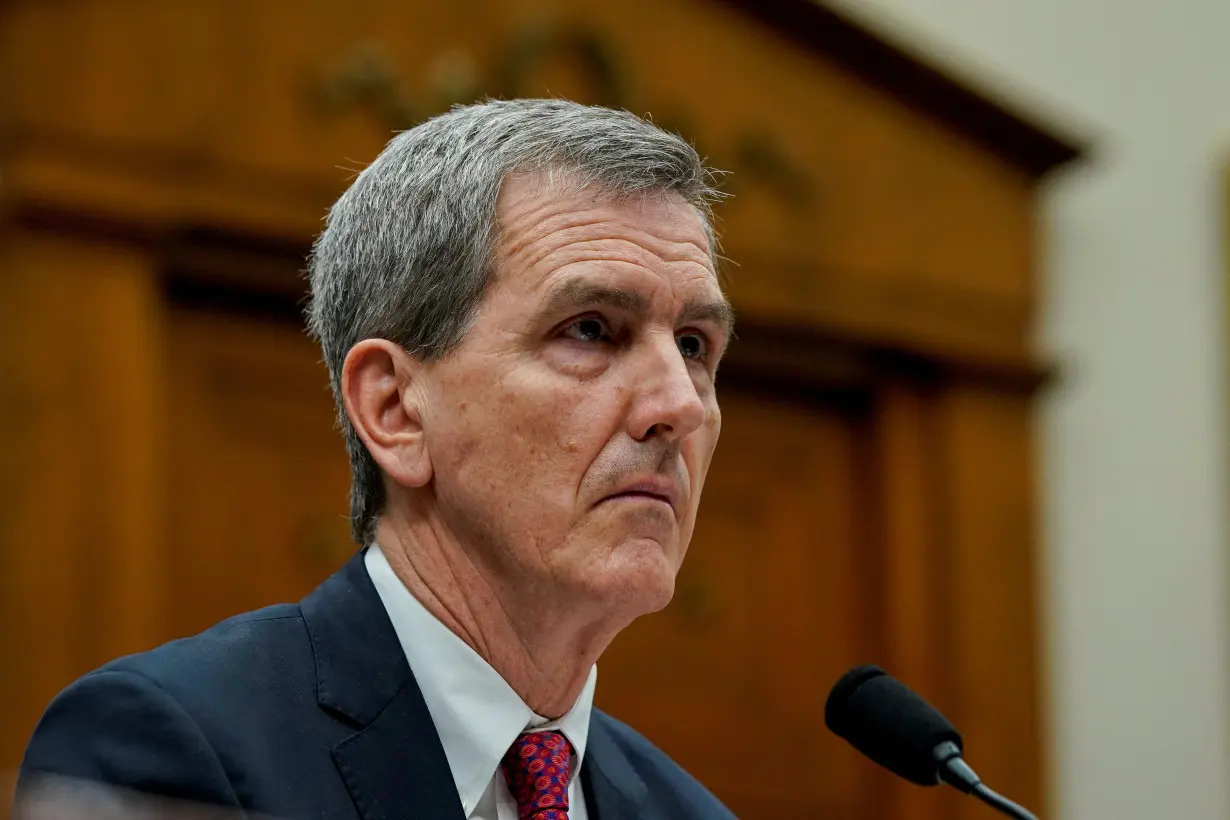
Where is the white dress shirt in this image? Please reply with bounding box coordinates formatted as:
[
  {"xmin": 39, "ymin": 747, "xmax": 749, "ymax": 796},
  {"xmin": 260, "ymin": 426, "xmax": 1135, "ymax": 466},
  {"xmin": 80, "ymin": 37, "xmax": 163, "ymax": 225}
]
[{"xmin": 365, "ymin": 544, "xmax": 595, "ymax": 820}]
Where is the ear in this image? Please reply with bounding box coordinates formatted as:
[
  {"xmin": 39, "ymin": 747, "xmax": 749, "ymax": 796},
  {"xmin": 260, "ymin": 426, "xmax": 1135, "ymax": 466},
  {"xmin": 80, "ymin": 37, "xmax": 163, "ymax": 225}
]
[{"xmin": 341, "ymin": 339, "xmax": 433, "ymax": 490}]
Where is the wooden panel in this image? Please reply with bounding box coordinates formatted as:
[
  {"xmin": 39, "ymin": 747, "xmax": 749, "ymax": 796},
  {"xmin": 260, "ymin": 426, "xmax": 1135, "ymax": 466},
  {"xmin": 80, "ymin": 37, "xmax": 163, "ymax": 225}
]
[
  {"xmin": 164, "ymin": 306, "xmax": 352, "ymax": 636},
  {"xmin": 0, "ymin": 254, "xmax": 1049, "ymax": 818},
  {"xmin": 0, "ymin": 229, "xmax": 166, "ymax": 772},
  {"xmin": 598, "ymin": 389, "xmax": 876, "ymax": 817}
]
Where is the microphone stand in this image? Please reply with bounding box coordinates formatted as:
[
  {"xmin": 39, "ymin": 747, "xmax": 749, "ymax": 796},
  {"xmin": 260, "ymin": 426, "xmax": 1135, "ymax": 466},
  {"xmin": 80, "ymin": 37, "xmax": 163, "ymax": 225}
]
[
  {"xmin": 969, "ymin": 783, "xmax": 1038, "ymax": 820},
  {"xmin": 933, "ymin": 742, "xmax": 1039, "ymax": 820}
]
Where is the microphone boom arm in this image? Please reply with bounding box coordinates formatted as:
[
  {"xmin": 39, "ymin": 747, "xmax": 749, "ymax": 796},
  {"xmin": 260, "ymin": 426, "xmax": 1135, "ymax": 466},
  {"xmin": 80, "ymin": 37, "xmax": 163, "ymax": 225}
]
[{"xmin": 934, "ymin": 741, "xmax": 1038, "ymax": 820}]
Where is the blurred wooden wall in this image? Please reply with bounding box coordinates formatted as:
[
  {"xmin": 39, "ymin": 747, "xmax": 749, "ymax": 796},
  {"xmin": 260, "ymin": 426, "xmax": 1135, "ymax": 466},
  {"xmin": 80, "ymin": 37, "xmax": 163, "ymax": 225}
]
[{"xmin": 0, "ymin": 1, "xmax": 1083, "ymax": 817}]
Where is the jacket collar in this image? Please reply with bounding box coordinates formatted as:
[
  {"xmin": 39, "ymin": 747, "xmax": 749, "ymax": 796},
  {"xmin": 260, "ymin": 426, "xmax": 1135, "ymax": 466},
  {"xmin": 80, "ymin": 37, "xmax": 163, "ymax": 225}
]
[{"xmin": 300, "ymin": 548, "xmax": 465, "ymax": 820}]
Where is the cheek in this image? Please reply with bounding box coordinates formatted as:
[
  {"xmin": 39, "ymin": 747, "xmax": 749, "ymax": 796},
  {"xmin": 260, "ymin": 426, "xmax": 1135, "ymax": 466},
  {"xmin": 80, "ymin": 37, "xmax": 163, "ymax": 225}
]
[
  {"xmin": 699, "ymin": 403, "xmax": 722, "ymax": 460},
  {"xmin": 441, "ymin": 380, "xmax": 603, "ymax": 499},
  {"xmin": 685, "ymin": 407, "xmax": 722, "ymax": 499}
]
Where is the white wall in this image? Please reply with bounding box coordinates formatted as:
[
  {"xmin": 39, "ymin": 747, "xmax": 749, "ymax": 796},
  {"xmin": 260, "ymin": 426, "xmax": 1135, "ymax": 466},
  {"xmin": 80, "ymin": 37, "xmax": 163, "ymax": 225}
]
[{"xmin": 824, "ymin": 1, "xmax": 1230, "ymax": 817}]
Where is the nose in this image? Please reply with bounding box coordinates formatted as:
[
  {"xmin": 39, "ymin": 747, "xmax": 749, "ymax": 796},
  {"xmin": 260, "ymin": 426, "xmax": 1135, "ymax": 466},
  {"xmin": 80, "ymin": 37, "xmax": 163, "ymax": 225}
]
[{"xmin": 627, "ymin": 334, "xmax": 707, "ymax": 443}]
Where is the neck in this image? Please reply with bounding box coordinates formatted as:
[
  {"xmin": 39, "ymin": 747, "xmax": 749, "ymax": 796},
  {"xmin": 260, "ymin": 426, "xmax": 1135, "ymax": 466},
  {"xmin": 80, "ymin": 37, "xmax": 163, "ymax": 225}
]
[{"xmin": 374, "ymin": 496, "xmax": 617, "ymax": 719}]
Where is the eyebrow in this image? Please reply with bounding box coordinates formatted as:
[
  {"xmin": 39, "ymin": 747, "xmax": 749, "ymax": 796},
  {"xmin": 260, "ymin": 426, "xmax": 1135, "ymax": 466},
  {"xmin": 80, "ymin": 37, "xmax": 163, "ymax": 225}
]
[{"xmin": 542, "ymin": 280, "xmax": 736, "ymax": 337}]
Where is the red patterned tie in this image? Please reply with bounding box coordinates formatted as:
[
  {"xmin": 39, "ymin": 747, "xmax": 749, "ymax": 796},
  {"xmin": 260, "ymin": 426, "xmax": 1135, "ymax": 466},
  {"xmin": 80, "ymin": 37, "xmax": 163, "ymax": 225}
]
[{"xmin": 500, "ymin": 730, "xmax": 574, "ymax": 820}]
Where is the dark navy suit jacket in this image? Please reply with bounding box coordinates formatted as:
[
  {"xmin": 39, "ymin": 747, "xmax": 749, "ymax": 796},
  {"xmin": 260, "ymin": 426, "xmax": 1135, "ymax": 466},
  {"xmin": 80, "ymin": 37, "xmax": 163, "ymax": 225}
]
[{"xmin": 17, "ymin": 550, "xmax": 735, "ymax": 819}]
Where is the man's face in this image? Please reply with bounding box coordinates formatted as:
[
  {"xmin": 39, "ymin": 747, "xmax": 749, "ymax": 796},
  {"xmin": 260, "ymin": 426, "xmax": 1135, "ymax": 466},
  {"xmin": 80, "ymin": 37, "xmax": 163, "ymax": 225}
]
[{"xmin": 417, "ymin": 174, "xmax": 732, "ymax": 619}]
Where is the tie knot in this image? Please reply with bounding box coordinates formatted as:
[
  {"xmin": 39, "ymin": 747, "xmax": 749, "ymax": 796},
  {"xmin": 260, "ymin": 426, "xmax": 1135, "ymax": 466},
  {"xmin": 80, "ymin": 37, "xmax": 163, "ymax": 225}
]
[{"xmin": 500, "ymin": 731, "xmax": 574, "ymax": 820}]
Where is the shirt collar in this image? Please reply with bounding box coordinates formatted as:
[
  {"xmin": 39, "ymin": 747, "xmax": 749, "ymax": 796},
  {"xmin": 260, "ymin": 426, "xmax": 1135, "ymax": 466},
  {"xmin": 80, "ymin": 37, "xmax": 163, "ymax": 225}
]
[{"xmin": 364, "ymin": 544, "xmax": 597, "ymax": 817}]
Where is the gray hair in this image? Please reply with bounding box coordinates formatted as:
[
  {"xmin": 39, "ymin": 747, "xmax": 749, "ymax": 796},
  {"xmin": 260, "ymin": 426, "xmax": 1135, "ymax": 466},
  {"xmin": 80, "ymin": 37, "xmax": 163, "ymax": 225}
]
[{"xmin": 305, "ymin": 98, "xmax": 725, "ymax": 544}]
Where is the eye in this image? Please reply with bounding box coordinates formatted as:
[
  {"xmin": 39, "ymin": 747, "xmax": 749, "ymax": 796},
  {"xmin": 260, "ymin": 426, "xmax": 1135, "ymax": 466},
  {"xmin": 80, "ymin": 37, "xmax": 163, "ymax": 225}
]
[
  {"xmin": 562, "ymin": 316, "xmax": 613, "ymax": 344},
  {"xmin": 677, "ymin": 331, "xmax": 709, "ymax": 361}
]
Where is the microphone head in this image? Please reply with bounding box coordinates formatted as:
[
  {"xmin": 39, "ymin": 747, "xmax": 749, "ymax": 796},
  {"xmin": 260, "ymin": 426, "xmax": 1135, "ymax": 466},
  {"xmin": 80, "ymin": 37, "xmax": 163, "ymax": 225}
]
[{"xmin": 824, "ymin": 664, "xmax": 963, "ymax": 787}]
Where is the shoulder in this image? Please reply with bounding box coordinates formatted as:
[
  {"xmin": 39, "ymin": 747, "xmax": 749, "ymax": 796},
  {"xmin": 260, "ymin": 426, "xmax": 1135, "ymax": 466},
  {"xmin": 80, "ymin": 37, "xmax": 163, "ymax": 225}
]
[
  {"xmin": 590, "ymin": 710, "xmax": 737, "ymax": 819},
  {"xmin": 83, "ymin": 603, "xmax": 320, "ymax": 736},
  {"xmin": 103, "ymin": 604, "xmax": 310, "ymax": 700},
  {"xmin": 18, "ymin": 604, "xmax": 314, "ymax": 800}
]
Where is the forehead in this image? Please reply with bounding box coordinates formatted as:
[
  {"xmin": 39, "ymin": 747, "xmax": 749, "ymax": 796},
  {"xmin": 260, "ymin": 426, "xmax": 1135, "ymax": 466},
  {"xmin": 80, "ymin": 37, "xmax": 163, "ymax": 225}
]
[{"xmin": 494, "ymin": 172, "xmax": 718, "ymax": 299}]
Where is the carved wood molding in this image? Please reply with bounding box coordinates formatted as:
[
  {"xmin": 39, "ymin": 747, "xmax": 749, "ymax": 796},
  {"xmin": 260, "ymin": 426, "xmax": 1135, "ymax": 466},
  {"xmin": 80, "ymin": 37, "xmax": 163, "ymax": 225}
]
[
  {"xmin": 710, "ymin": 0, "xmax": 1087, "ymax": 178},
  {"xmin": 150, "ymin": 231, "xmax": 1052, "ymax": 395},
  {"xmin": 306, "ymin": 18, "xmax": 817, "ymax": 213},
  {"xmin": 4, "ymin": 129, "xmax": 1052, "ymax": 394},
  {"xmin": 723, "ymin": 319, "xmax": 1054, "ymax": 396},
  {"xmin": 1, "ymin": 126, "xmax": 338, "ymax": 244}
]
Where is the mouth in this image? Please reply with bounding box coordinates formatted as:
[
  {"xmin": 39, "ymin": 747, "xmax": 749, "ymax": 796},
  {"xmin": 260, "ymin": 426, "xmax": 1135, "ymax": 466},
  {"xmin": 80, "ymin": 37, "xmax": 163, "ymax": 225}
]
[
  {"xmin": 600, "ymin": 479, "xmax": 680, "ymax": 514},
  {"xmin": 606, "ymin": 490, "xmax": 673, "ymax": 506}
]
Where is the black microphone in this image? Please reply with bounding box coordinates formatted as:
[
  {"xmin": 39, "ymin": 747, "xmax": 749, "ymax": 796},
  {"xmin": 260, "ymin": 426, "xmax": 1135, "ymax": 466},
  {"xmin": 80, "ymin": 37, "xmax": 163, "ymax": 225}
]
[{"xmin": 825, "ymin": 665, "xmax": 1040, "ymax": 820}]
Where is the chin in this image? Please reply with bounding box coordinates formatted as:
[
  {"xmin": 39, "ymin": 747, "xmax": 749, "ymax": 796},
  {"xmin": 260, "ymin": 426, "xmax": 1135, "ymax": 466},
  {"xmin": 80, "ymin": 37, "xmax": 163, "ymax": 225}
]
[{"xmin": 587, "ymin": 536, "xmax": 679, "ymax": 616}]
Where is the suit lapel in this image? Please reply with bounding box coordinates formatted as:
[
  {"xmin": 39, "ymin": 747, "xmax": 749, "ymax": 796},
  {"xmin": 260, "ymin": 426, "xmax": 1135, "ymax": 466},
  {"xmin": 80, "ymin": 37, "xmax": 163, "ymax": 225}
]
[
  {"xmin": 301, "ymin": 549, "xmax": 465, "ymax": 820},
  {"xmin": 331, "ymin": 685, "xmax": 465, "ymax": 820},
  {"xmin": 582, "ymin": 714, "xmax": 649, "ymax": 820}
]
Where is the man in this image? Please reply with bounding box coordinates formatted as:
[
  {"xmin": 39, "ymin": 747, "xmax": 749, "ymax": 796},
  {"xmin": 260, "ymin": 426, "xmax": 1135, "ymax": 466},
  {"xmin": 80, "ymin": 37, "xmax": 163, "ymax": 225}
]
[{"xmin": 17, "ymin": 99, "xmax": 737, "ymax": 820}]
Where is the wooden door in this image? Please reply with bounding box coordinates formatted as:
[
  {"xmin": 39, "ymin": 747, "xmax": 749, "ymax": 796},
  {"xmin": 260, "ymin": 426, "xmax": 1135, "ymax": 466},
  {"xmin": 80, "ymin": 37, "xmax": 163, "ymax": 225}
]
[{"xmin": 598, "ymin": 386, "xmax": 886, "ymax": 818}]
